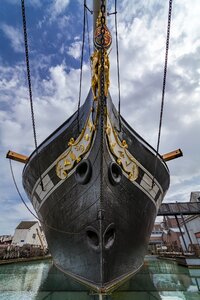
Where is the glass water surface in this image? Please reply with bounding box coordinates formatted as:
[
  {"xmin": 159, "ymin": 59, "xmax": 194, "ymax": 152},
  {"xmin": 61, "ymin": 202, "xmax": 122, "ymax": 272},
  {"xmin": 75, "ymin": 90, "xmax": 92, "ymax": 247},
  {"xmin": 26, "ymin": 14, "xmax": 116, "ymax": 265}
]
[{"xmin": 0, "ymin": 257, "xmax": 200, "ymax": 300}]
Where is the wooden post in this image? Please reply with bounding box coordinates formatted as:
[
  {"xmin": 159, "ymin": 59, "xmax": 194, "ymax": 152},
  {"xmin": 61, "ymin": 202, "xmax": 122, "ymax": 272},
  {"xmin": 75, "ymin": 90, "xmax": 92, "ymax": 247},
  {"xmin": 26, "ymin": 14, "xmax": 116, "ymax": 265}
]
[
  {"xmin": 6, "ymin": 150, "xmax": 28, "ymax": 164},
  {"xmin": 162, "ymin": 149, "xmax": 183, "ymax": 162}
]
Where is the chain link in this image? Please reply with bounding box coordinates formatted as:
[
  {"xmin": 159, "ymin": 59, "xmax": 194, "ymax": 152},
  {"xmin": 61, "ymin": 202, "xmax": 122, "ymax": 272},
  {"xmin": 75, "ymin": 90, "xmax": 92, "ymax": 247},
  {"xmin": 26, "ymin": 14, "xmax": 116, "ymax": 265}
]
[
  {"xmin": 99, "ymin": 0, "xmax": 106, "ymax": 207},
  {"xmin": 152, "ymin": 0, "xmax": 173, "ymax": 186},
  {"xmin": 99, "ymin": 2, "xmax": 106, "ymax": 284},
  {"xmin": 21, "ymin": 0, "xmax": 44, "ymax": 190}
]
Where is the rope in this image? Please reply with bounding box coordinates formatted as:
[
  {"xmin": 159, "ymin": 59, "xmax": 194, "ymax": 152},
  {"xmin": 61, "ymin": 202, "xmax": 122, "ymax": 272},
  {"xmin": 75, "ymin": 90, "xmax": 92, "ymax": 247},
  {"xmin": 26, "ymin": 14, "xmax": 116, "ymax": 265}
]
[
  {"xmin": 152, "ymin": 0, "xmax": 173, "ymax": 186},
  {"xmin": 77, "ymin": 0, "xmax": 87, "ymax": 132},
  {"xmin": 114, "ymin": 0, "xmax": 121, "ymax": 131},
  {"xmin": 21, "ymin": 0, "xmax": 44, "ymax": 190}
]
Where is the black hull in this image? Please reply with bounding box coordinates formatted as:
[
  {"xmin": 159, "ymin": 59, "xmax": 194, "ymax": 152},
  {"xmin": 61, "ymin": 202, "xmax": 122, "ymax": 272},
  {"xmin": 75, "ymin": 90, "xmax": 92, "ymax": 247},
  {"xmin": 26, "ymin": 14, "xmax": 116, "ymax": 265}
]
[
  {"xmin": 37, "ymin": 260, "xmax": 161, "ymax": 299},
  {"xmin": 22, "ymin": 89, "xmax": 170, "ymax": 292}
]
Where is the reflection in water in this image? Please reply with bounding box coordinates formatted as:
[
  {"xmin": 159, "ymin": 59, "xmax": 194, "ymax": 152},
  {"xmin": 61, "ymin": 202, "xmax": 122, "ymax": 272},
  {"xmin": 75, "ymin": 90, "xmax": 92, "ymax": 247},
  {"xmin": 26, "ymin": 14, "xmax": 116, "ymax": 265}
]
[
  {"xmin": 0, "ymin": 257, "xmax": 200, "ymax": 299},
  {"xmin": 0, "ymin": 260, "xmax": 49, "ymax": 299}
]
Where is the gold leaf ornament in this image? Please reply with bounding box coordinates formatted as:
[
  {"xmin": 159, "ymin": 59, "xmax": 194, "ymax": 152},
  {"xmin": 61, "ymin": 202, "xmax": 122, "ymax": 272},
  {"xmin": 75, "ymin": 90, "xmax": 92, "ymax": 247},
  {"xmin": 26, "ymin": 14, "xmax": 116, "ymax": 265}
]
[
  {"xmin": 122, "ymin": 140, "xmax": 128, "ymax": 148},
  {"xmin": 70, "ymin": 151, "xmax": 76, "ymax": 161},
  {"xmin": 64, "ymin": 159, "xmax": 71, "ymax": 166},
  {"xmin": 68, "ymin": 138, "xmax": 75, "ymax": 146},
  {"xmin": 84, "ymin": 134, "xmax": 89, "ymax": 141}
]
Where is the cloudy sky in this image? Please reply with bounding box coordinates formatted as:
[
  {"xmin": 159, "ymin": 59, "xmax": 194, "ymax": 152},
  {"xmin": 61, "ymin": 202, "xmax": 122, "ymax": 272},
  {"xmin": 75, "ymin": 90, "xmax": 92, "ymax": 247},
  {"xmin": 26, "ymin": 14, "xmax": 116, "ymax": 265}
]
[{"xmin": 0, "ymin": 0, "xmax": 200, "ymax": 235}]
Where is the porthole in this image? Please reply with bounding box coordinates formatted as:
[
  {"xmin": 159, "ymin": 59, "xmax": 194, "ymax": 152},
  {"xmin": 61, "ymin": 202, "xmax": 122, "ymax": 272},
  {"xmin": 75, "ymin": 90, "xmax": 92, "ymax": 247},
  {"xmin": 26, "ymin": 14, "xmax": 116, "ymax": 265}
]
[
  {"xmin": 75, "ymin": 159, "xmax": 92, "ymax": 185},
  {"xmin": 104, "ymin": 224, "xmax": 115, "ymax": 249},
  {"xmin": 86, "ymin": 227, "xmax": 99, "ymax": 250},
  {"xmin": 108, "ymin": 162, "xmax": 122, "ymax": 185}
]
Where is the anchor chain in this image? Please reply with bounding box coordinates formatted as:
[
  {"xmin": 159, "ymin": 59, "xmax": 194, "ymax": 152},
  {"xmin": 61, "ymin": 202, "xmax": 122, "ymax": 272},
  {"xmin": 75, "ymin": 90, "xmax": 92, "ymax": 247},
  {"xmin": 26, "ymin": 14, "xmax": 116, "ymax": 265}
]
[
  {"xmin": 152, "ymin": 0, "xmax": 173, "ymax": 187},
  {"xmin": 99, "ymin": 0, "xmax": 106, "ymax": 207},
  {"xmin": 98, "ymin": 0, "xmax": 106, "ymax": 285},
  {"xmin": 21, "ymin": 0, "xmax": 44, "ymax": 190}
]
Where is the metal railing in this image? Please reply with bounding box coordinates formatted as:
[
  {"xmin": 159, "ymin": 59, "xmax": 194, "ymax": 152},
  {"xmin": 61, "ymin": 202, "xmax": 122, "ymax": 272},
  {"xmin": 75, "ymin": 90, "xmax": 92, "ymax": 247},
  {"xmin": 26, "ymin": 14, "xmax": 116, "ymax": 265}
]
[{"xmin": 158, "ymin": 202, "xmax": 200, "ymax": 216}]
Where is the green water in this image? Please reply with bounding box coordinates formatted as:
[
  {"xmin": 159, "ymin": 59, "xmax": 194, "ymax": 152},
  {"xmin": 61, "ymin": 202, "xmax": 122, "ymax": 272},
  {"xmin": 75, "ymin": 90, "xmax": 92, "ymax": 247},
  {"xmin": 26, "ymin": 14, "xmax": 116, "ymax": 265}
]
[{"xmin": 0, "ymin": 257, "xmax": 200, "ymax": 299}]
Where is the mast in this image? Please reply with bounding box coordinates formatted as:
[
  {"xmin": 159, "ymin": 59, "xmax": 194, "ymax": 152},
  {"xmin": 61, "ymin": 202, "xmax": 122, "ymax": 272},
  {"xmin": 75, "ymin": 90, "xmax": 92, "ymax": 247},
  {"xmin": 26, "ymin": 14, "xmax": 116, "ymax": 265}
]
[
  {"xmin": 91, "ymin": 0, "xmax": 111, "ymax": 101},
  {"xmin": 93, "ymin": 0, "xmax": 107, "ymax": 36}
]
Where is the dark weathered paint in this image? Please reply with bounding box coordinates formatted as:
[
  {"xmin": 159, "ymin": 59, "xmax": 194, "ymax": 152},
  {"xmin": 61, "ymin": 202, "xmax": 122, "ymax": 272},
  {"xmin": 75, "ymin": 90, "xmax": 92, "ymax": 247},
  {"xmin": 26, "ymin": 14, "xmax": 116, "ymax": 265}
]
[{"xmin": 22, "ymin": 89, "xmax": 170, "ymax": 291}]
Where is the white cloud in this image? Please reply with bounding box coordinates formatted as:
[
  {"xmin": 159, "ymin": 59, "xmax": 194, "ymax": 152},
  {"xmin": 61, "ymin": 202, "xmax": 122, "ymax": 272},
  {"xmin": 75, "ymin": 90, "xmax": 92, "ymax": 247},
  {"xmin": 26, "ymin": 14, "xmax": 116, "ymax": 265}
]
[
  {"xmin": 49, "ymin": 0, "xmax": 70, "ymax": 21},
  {"xmin": 1, "ymin": 24, "xmax": 24, "ymax": 53},
  {"xmin": 57, "ymin": 15, "xmax": 71, "ymax": 32},
  {"xmin": 0, "ymin": 55, "xmax": 91, "ymax": 235},
  {"xmin": 67, "ymin": 40, "xmax": 82, "ymax": 59}
]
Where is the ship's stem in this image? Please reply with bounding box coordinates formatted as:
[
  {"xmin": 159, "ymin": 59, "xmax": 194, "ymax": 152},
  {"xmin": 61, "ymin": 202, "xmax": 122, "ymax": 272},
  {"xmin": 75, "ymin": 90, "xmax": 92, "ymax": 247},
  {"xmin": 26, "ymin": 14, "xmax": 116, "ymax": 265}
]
[
  {"xmin": 93, "ymin": 0, "xmax": 108, "ymax": 287},
  {"xmin": 99, "ymin": 294, "xmax": 103, "ymax": 300}
]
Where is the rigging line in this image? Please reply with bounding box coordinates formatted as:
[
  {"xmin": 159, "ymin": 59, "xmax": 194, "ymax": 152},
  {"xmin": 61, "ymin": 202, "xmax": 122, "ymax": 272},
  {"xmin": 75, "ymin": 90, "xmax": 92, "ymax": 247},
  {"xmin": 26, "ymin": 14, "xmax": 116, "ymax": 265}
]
[
  {"xmin": 85, "ymin": 1, "xmax": 92, "ymax": 76},
  {"xmin": 84, "ymin": 3, "xmax": 93, "ymax": 15},
  {"xmin": 152, "ymin": 0, "xmax": 173, "ymax": 186},
  {"xmin": 114, "ymin": 0, "xmax": 121, "ymax": 131},
  {"xmin": 9, "ymin": 159, "xmax": 39, "ymax": 221},
  {"xmin": 77, "ymin": 0, "xmax": 87, "ymax": 133},
  {"xmin": 9, "ymin": 159, "xmax": 87, "ymax": 235},
  {"xmin": 21, "ymin": 0, "xmax": 44, "ymax": 191},
  {"xmin": 107, "ymin": 12, "xmax": 117, "ymax": 16}
]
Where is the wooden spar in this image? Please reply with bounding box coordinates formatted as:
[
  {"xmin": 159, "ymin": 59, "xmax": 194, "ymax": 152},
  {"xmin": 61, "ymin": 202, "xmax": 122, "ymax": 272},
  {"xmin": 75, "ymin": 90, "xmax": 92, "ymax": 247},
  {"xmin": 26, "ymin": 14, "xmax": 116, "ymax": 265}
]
[
  {"xmin": 162, "ymin": 149, "xmax": 183, "ymax": 162},
  {"xmin": 93, "ymin": 0, "xmax": 101, "ymax": 31},
  {"xmin": 6, "ymin": 150, "xmax": 28, "ymax": 164},
  {"xmin": 6, "ymin": 148, "xmax": 183, "ymax": 164}
]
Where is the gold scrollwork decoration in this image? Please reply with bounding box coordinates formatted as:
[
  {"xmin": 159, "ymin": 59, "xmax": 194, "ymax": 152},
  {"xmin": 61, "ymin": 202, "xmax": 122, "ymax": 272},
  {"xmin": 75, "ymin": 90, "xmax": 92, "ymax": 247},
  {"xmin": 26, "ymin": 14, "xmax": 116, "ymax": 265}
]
[
  {"xmin": 55, "ymin": 110, "xmax": 95, "ymax": 180},
  {"xmin": 106, "ymin": 115, "xmax": 139, "ymax": 182},
  {"xmin": 91, "ymin": 49, "xmax": 110, "ymax": 101}
]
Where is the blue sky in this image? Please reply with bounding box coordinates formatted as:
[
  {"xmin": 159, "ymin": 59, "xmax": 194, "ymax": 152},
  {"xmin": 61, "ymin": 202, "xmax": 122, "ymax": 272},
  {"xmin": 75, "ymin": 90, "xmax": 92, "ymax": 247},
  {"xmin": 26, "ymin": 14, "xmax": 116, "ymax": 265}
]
[{"xmin": 1, "ymin": 0, "xmax": 200, "ymax": 235}]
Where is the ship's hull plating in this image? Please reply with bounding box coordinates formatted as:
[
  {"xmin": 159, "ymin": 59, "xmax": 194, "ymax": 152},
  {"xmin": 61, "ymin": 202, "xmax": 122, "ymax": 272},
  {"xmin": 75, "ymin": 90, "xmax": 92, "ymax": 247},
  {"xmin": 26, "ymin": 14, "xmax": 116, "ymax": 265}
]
[{"xmin": 22, "ymin": 89, "xmax": 170, "ymax": 292}]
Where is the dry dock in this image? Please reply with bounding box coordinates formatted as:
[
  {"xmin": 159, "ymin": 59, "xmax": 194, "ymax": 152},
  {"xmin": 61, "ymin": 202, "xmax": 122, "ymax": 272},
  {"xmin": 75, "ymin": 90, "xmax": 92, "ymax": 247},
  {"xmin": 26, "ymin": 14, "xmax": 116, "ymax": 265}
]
[
  {"xmin": 159, "ymin": 253, "xmax": 200, "ymax": 268},
  {"xmin": 0, "ymin": 255, "xmax": 51, "ymax": 265}
]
